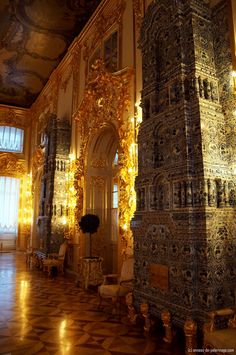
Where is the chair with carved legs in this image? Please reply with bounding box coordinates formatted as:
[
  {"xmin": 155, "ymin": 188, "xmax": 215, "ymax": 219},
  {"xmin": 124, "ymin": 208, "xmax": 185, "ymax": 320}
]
[
  {"xmin": 42, "ymin": 242, "xmax": 67, "ymax": 276},
  {"xmin": 98, "ymin": 256, "xmax": 134, "ymax": 316}
]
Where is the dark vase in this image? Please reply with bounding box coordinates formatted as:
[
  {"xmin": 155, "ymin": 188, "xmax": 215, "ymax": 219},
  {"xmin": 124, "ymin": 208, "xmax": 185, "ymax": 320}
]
[{"xmin": 79, "ymin": 214, "xmax": 100, "ymax": 257}]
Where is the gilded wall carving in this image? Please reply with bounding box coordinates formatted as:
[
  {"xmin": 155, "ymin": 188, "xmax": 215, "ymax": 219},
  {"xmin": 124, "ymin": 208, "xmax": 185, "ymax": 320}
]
[
  {"xmin": 83, "ymin": 0, "xmax": 125, "ymax": 77},
  {"xmin": 0, "ymin": 153, "xmax": 26, "ymax": 177},
  {"xmin": 71, "ymin": 45, "xmax": 81, "ymax": 112},
  {"xmin": 90, "ymin": 158, "xmax": 107, "ymax": 169},
  {"xmin": 73, "ymin": 156, "xmax": 85, "ymax": 229},
  {"xmin": 0, "ymin": 106, "xmax": 30, "ymax": 128},
  {"xmin": 91, "ymin": 176, "xmax": 106, "ymax": 188},
  {"xmin": 73, "ymin": 59, "xmax": 134, "ymax": 250},
  {"xmin": 133, "ymin": 0, "xmax": 236, "ymax": 328},
  {"xmin": 31, "ymin": 147, "xmax": 44, "ymax": 193}
]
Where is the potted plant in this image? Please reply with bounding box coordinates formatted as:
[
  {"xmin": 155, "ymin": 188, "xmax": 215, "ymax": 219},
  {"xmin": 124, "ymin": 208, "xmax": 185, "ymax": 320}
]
[{"xmin": 79, "ymin": 214, "xmax": 100, "ymax": 258}]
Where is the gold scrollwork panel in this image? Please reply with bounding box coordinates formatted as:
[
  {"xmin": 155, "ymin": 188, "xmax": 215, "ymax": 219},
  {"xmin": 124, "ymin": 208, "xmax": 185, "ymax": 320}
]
[
  {"xmin": 0, "ymin": 153, "xmax": 27, "ymax": 177},
  {"xmin": 73, "ymin": 59, "xmax": 135, "ymax": 250}
]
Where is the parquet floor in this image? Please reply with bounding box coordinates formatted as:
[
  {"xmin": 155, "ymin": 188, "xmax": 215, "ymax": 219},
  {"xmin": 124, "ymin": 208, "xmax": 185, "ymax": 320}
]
[{"xmin": 0, "ymin": 252, "xmax": 185, "ymax": 354}]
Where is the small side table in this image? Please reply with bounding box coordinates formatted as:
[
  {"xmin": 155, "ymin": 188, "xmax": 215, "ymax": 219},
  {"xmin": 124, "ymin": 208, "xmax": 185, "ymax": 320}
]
[{"xmin": 78, "ymin": 257, "xmax": 103, "ymax": 290}]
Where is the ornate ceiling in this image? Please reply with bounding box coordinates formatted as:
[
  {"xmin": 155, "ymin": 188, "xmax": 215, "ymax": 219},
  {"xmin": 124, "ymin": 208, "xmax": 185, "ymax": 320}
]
[{"xmin": 0, "ymin": 0, "xmax": 101, "ymax": 108}]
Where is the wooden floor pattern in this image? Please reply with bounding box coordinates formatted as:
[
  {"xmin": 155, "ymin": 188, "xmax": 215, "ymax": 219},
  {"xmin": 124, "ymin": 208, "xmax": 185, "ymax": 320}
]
[{"xmin": 0, "ymin": 252, "xmax": 185, "ymax": 354}]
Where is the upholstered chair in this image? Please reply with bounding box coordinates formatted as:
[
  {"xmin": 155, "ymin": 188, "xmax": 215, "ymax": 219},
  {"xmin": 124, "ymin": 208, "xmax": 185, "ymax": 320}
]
[
  {"xmin": 98, "ymin": 256, "xmax": 134, "ymax": 315},
  {"xmin": 42, "ymin": 242, "xmax": 67, "ymax": 276}
]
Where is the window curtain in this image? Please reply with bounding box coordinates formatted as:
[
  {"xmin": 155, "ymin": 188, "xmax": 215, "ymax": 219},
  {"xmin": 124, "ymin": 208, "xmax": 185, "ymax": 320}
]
[
  {"xmin": 0, "ymin": 126, "xmax": 24, "ymax": 153},
  {"xmin": 0, "ymin": 177, "xmax": 20, "ymax": 234}
]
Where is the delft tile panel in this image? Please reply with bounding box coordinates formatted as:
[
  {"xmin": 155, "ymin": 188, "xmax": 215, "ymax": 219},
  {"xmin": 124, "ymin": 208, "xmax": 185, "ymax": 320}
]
[{"xmin": 132, "ymin": 0, "xmax": 236, "ymax": 327}]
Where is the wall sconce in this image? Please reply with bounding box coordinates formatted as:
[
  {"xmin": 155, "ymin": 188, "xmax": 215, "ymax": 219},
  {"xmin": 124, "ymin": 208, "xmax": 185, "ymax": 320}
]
[{"xmin": 61, "ymin": 216, "xmax": 67, "ymax": 225}]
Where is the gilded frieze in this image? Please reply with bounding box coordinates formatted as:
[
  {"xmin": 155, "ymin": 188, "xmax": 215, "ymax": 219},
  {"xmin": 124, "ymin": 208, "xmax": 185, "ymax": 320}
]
[
  {"xmin": 0, "ymin": 152, "xmax": 27, "ymax": 177},
  {"xmin": 90, "ymin": 158, "xmax": 107, "ymax": 169},
  {"xmin": 0, "ymin": 106, "xmax": 30, "ymax": 128},
  {"xmin": 91, "ymin": 176, "xmax": 105, "ymax": 188}
]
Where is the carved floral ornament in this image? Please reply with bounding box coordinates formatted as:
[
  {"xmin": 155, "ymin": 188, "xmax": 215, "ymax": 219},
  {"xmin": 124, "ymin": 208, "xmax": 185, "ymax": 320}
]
[
  {"xmin": 83, "ymin": 0, "xmax": 125, "ymax": 75},
  {"xmin": 0, "ymin": 107, "xmax": 30, "ymax": 128},
  {"xmin": 73, "ymin": 59, "xmax": 135, "ymax": 249},
  {"xmin": 0, "ymin": 152, "xmax": 27, "ymax": 177},
  {"xmin": 31, "ymin": 146, "xmax": 44, "ymax": 184}
]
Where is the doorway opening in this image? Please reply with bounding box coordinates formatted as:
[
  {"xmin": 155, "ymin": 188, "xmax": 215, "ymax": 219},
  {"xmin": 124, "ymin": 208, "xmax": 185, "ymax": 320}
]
[
  {"xmin": 0, "ymin": 176, "xmax": 20, "ymax": 251},
  {"xmin": 86, "ymin": 126, "xmax": 119, "ymax": 273}
]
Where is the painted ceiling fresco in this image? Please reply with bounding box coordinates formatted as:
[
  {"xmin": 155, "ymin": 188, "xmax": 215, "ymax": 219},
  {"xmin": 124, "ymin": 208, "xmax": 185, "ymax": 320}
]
[{"xmin": 0, "ymin": 0, "xmax": 101, "ymax": 108}]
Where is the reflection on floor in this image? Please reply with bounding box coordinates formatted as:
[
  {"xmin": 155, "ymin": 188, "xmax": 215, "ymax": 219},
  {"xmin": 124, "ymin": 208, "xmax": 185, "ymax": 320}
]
[{"xmin": 0, "ymin": 252, "xmax": 185, "ymax": 354}]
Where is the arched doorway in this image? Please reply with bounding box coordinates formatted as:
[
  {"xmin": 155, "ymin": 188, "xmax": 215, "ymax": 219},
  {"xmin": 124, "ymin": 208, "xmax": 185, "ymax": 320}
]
[{"xmin": 86, "ymin": 126, "xmax": 119, "ymax": 273}]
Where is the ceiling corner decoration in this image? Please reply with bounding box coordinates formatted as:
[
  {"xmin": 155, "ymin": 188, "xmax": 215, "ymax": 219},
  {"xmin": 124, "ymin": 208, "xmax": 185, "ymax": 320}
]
[{"xmin": 0, "ymin": 0, "xmax": 102, "ymax": 108}]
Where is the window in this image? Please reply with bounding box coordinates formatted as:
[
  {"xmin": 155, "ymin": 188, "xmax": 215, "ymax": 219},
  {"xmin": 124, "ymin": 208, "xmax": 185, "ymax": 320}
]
[
  {"xmin": 104, "ymin": 31, "xmax": 118, "ymax": 72},
  {"xmin": 89, "ymin": 31, "xmax": 119, "ymax": 73},
  {"xmin": 0, "ymin": 177, "xmax": 20, "ymax": 234},
  {"xmin": 112, "ymin": 183, "xmax": 118, "ymax": 208},
  {"xmin": 0, "ymin": 126, "xmax": 24, "ymax": 153},
  {"xmin": 111, "ymin": 182, "xmax": 118, "ymax": 242},
  {"xmin": 113, "ymin": 150, "xmax": 119, "ymax": 166}
]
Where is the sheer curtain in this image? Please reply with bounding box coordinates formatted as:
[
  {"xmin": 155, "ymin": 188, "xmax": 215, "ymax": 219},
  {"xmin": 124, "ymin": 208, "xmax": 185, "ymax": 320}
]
[
  {"xmin": 0, "ymin": 177, "xmax": 20, "ymax": 234},
  {"xmin": 0, "ymin": 126, "xmax": 24, "ymax": 153}
]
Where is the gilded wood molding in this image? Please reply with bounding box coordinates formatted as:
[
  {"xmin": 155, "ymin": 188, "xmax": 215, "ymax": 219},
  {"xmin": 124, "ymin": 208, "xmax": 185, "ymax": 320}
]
[
  {"xmin": 0, "ymin": 106, "xmax": 30, "ymax": 128},
  {"xmin": 0, "ymin": 152, "xmax": 27, "ymax": 177},
  {"xmin": 73, "ymin": 155, "xmax": 84, "ymax": 228},
  {"xmin": 31, "ymin": 146, "xmax": 44, "ymax": 184},
  {"xmin": 73, "ymin": 59, "xmax": 135, "ymax": 249}
]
